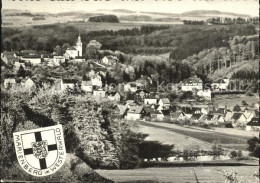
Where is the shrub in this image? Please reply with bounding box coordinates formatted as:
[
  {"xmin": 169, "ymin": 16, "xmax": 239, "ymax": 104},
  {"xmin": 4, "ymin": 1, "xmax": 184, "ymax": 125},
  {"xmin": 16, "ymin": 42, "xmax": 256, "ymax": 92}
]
[
  {"xmin": 183, "ymin": 145, "xmax": 200, "ymax": 161},
  {"xmin": 211, "ymin": 140, "xmax": 224, "ymax": 160},
  {"xmin": 247, "ymin": 137, "xmax": 260, "ymax": 158},
  {"xmin": 229, "ymin": 150, "xmax": 238, "ymax": 159}
]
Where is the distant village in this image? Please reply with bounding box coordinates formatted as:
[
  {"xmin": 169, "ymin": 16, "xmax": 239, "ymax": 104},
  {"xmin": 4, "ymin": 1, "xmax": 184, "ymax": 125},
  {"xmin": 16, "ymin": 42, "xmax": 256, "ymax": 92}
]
[{"xmin": 1, "ymin": 35, "xmax": 259, "ymax": 132}]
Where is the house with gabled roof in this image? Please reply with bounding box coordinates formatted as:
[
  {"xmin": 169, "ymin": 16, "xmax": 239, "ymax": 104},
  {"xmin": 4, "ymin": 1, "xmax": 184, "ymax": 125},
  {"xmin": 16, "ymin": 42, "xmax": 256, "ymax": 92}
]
[
  {"xmin": 101, "ymin": 55, "xmax": 118, "ymax": 66},
  {"xmin": 61, "ymin": 79, "xmax": 78, "ymax": 90},
  {"xmin": 1, "ymin": 51, "xmax": 18, "ymax": 64},
  {"xmin": 126, "ymin": 106, "xmax": 144, "ymax": 120},
  {"xmin": 203, "ymin": 114, "xmax": 216, "ymax": 124},
  {"xmin": 158, "ymin": 98, "xmax": 171, "ymax": 109},
  {"xmin": 246, "ymin": 118, "xmax": 259, "ymax": 131},
  {"xmin": 171, "ymin": 111, "xmax": 186, "ymax": 121},
  {"xmin": 107, "ymin": 92, "xmax": 121, "ymax": 102},
  {"xmin": 21, "ymin": 77, "xmax": 35, "ymax": 89},
  {"xmin": 143, "ymin": 106, "xmax": 155, "ymax": 117},
  {"xmin": 117, "ymin": 104, "xmax": 128, "ymax": 118},
  {"xmin": 231, "ymin": 113, "xmax": 247, "ymax": 128},
  {"xmin": 243, "ymin": 109, "xmax": 255, "ymax": 122},
  {"xmin": 191, "ymin": 113, "xmax": 204, "ymax": 123},
  {"xmin": 224, "ymin": 110, "xmax": 233, "ymax": 122}
]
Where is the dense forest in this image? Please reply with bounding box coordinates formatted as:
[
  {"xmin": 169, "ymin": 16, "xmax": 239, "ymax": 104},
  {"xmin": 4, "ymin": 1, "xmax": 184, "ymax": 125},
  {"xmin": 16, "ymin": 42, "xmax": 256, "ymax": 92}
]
[
  {"xmin": 88, "ymin": 15, "xmax": 120, "ymax": 23},
  {"xmin": 2, "ymin": 24, "xmax": 256, "ymax": 57},
  {"xmin": 180, "ymin": 35, "xmax": 259, "ymax": 78}
]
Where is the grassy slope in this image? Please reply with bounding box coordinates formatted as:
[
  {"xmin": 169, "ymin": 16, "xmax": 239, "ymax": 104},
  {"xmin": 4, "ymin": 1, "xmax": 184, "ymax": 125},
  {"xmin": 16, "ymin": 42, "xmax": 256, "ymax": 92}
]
[{"xmin": 138, "ymin": 121, "xmax": 251, "ymax": 151}]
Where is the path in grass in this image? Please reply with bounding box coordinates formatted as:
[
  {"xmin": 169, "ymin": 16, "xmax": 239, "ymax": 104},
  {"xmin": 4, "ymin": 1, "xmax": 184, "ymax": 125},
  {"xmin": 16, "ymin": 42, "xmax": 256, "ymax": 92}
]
[{"xmin": 138, "ymin": 121, "xmax": 250, "ymax": 151}]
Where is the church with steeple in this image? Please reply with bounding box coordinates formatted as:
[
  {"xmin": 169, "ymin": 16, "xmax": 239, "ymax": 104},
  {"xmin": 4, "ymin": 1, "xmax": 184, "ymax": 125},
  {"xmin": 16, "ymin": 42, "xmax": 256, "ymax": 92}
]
[{"xmin": 64, "ymin": 35, "xmax": 82, "ymax": 59}]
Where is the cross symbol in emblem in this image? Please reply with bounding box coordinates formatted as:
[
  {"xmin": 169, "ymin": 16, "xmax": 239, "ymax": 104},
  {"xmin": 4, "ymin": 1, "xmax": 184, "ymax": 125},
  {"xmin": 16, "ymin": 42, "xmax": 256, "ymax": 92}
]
[{"xmin": 23, "ymin": 132, "xmax": 57, "ymax": 169}]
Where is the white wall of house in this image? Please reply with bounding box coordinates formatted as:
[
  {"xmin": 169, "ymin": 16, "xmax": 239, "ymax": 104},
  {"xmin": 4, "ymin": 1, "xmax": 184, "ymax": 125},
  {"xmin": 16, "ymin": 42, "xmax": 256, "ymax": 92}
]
[
  {"xmin": 197, "ymin": 89, "xmax": 211, "ymax": 100},
  {"xmin": 93, "ymin": 90, "xmax": 106, "ymax": 99},
  {"xmin": 82, "ymin": 85, "xmax": 93, "ymax": 93},
  {"xmin": 181, "ymin": 84, "xmax": 203, "ymax": 91},
  {"xmin": 65, "ymin": 50, "xmax": 78, "ymax": 59},
  {"xmin": 126, "ymin": 113, "xmax": 140, "ymax": 120},
  {"xmin": 22, "ymin": 58, "xmax": 41, "ymax": 65},
  {"xmin": 144, "ymin": 98, "xmax": 157, "ymax": 105},
  {"xmin": 91, "ymin": 76, "xmax": 102, "ymax": 87}
]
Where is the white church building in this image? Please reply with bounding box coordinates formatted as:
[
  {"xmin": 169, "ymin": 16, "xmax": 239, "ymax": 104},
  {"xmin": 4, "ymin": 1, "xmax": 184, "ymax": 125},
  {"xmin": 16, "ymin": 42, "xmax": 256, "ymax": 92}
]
[{"xmin": 64, "ymin": 35, "xmax": 82, "ymax": 59}]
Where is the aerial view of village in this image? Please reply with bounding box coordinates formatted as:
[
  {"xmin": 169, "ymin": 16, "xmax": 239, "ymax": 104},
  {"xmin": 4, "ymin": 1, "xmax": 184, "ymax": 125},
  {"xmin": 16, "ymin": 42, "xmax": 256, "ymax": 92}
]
[{"xmin": 0, "ymin": 0, "xmax": 259, "ymax": 182}]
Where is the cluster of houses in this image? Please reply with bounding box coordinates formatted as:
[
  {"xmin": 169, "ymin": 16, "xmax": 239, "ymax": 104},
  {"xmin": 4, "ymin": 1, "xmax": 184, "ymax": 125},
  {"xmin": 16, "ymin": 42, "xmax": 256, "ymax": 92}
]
[
  {"xmin": 1, "ymin": 35, "xmax": 85, "ymax": 69},
  {"xmin": 1, "ymin": 36, "xmax": 259, "ymax": 132},
  {"xmin": 116, "ymin": 97, "xmax": 259, "ymax": 131}
]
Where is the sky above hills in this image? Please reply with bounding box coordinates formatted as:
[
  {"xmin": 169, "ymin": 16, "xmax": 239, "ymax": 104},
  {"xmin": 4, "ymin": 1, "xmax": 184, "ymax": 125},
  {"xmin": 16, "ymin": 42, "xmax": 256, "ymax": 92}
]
[{"xmin": 3, "ymin": 0, "xmax": 258, "ymax": 17}]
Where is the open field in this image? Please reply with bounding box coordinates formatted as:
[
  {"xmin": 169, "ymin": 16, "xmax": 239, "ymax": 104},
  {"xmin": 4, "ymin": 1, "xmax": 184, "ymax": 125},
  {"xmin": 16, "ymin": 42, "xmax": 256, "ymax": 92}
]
[
  {"xmin": 138, "ymin": 125, "xmax": 211, "ymax": 151},
  {"xmin": 137, "ymin": 121, "xmax": 253, "ymax": 151},
  {"xmin": 213, "ymin": 94, "xmax": 258, "ymax": 108},
  {"xmin": 97, "ymin": 166, "xmax": 259, "ymax": 183}
]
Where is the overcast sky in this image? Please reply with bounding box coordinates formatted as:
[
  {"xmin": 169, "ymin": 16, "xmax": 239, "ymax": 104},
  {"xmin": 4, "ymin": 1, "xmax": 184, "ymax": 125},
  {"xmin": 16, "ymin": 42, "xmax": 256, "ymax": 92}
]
[{"xmin": 3, "ymin": 0, "xmax": 259, "ymax": 17}]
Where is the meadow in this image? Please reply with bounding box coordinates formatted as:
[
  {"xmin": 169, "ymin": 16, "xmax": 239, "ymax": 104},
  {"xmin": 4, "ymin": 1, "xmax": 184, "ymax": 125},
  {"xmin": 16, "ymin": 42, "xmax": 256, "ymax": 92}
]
[
  {"xmin": 97, "ymin": 166, "xmax": 259, "ymax": 183},
  {"xmin": 138, "ymin": 121, "xmax": 252, "ymax": 151}
]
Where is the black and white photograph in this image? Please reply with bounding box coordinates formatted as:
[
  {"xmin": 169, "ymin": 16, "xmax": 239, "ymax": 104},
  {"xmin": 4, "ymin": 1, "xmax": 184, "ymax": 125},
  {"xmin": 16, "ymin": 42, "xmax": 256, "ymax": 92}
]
[{"xmin": 0, "ymin": 0, "xmax": 259, "ymax": 182}]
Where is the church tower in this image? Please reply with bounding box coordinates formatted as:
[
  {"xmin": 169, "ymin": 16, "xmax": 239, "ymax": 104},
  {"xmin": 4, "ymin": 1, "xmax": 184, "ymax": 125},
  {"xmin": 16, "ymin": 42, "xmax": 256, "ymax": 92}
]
[{"xmin": 76, "ymin": 34, "xmax": 82, "ymax": 57}]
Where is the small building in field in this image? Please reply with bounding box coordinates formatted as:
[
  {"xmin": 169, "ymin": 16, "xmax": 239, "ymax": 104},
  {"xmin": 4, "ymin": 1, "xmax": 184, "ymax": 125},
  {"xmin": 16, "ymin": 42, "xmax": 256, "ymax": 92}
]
[
  {"xmin": 246, "ymin": 118, "xmax": 260, "ymax": 131},
  {"xmin": 126, "ymin": 106, "xmax": 144, "ymax": 120}
]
